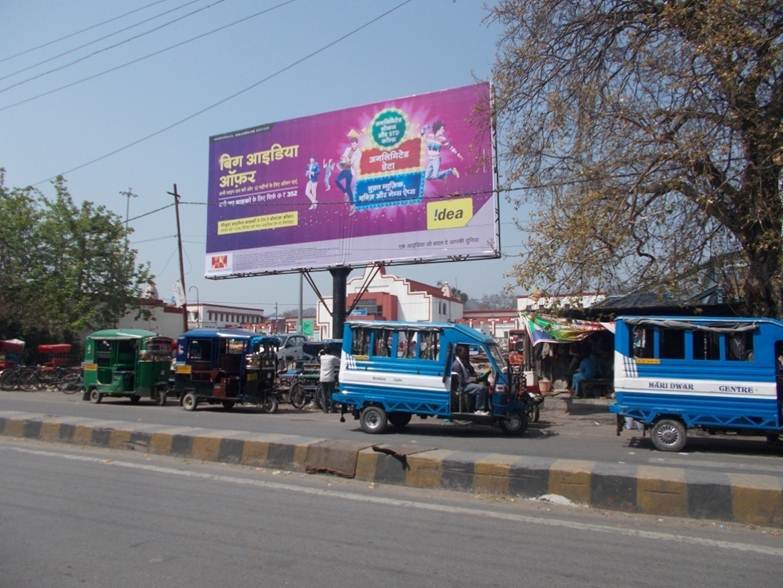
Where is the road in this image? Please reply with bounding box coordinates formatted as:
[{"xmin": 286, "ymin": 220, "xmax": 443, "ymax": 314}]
[
  {"xmin": 0, "ymin": 437, "xmax": 780, "ymax": 588},
  {"xmin": 1, "ymin": 390, "xmax": 782, "ymax": 477}
]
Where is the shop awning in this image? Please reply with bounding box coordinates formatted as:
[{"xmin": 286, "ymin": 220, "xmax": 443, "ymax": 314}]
[{"xmin": 521, "ymin": 314, "xmax": 611, "ymax": 346}]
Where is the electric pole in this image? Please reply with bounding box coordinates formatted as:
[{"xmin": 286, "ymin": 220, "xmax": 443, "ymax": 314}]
[
  {"xmin": 119, "ymin": 187, "xmax": 138, "ymax": 230},
  {"xmin": 167, "ymin": 183, "xmax": 188, "ymax": 333}
]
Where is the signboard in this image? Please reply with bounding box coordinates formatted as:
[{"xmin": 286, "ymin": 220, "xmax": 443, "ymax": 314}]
[{"xmin": 205, "ymin": 83, "xmax": 497, "ymax": 277}]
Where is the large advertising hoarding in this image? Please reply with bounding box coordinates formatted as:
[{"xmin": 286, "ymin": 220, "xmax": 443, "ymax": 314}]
[{"xmin": 205, "ymin": 82, "xmax": 497, "ymax": 278}]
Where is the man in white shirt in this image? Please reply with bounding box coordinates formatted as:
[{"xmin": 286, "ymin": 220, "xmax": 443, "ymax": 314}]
[{"xmin": 318, "ymin": 348, "xmax": 340, "ymax": 413}]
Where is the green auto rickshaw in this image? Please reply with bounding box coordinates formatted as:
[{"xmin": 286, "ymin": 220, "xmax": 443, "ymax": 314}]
[{"xmin": 82, "ymin": 329, "xmax": 173, "ymax": 405}]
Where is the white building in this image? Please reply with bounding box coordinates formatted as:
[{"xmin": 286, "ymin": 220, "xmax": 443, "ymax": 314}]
[
  {"xmin": 316, "ymin": 266, "xmax": 464, "ymax": 339},
  {"xmin": 117, "ymin": 299, "xmax": 186, "ymax": 340},
  {"xmin": 186, "ymin": 303, "xmax": 266, "ymax": 330}
]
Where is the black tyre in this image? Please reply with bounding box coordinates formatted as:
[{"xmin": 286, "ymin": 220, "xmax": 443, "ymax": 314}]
[
  {"xmin": 360, "ymin": 405, "xmax": 387, "ymax": 434},
  {"xmin": 89, "ymin": 388, "xmax": 103, "ymax": 404},
  {"xmin": 261, "ymin": 395, "xmax": 279, "ymax": 414},
  {"xmin": 182, "ymin": 392, "xmax": 198, "ymax": 412},
  {"xmin": 498, "ymin": 411, "xmax": 528, "ymax": 435},
  {"xmin": 766, "ymin": 433, "xmax": 782, "ymax": 445},
  {"xmin": 58, "ymin": 373, "xmax": 81, "ymax": 394},
  {"xmin": 651, "ymin": 418, "xmax": 687, "ymax": 452},
  {"xmin": 222, "ymin": 400, "xmax": 236, "ymax": 410},
  {"xmin": 388, "ymin": 412, "xmax": 412, "ymax": 429},
  {"xmin": 289, "ymin": 383, "xmax": 306, "ymax": 410},
  {"xmin": 130, "ymin": 395, "xmax": 141, "ymax": 404},
  {"xmin": 529, "ymin": 404, "xmax": 540, "ymax": 423}
]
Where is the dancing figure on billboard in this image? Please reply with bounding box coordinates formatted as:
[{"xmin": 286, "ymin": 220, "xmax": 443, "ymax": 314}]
[
  {"xmin": 335, "ymin": 129, "xmax": 362, "ymax": 215},
  {"xmin": 305, "ymin": 157, "xmax": 320, "ymax": 210},
  {"xmin": 322, "ymin": 158, "xmax": 335, "ymax": 191},
  {"xmin": 421, "ymin": 120, "xmax": 463, "ymax": 181}
]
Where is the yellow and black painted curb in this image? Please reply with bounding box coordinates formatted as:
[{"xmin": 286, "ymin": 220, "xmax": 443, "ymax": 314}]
[{"xmin": 1, "ymin": 410, "xmax": 781, "ymax": 527}]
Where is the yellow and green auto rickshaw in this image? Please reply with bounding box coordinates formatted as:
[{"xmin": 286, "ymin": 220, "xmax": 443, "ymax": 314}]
[{"xmin": 82, "ymin": 329, "xmax": 173, "ymax": 405}]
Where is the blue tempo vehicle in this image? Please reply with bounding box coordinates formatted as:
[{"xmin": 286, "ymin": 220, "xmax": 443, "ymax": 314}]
[
  {"xmin": 610, "ymin": 316, "xmax": 783, "ymax": 451},
  {"xmin": 334, "ymin": 321, "xmax": 530, "ymax": 435},
  {"xmin": 174, "ymin": 328, "xmax": 280, "ymax": 413}
]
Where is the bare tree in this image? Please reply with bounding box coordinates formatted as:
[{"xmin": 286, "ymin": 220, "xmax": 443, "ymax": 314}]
[{"xmin": 489, "ymin": 0, "xmax": 783, "ymax": 316}]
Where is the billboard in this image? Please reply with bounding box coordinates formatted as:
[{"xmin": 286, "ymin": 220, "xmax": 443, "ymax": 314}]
[{"xmin": 205, "ymin": 82, "xmax": 497, "ymax": 278}]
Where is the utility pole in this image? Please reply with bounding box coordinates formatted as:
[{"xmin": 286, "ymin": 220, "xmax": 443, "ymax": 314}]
[
  {"xmin": 167, "ymin": 184, "xmax": 188, "ymax": 333},
  {"xmin": 119, "ymin": 187, "xmax": 138, "ymax": 230}
]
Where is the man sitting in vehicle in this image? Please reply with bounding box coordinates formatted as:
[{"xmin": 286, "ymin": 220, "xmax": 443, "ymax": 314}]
[{"xmin": 452, "ymin": 345, "xmax": 490, "ymax": 415}]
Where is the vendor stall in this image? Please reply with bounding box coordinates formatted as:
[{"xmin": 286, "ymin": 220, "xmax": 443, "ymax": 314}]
[{"xmin": 519, "ymin": 315, "xmax": 614, "ymax": 396}]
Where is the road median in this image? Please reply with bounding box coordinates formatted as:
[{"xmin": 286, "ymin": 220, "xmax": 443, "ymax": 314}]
[{"xmin": 1, "ymin": 410, "xmax": 780, "ymax": 527}]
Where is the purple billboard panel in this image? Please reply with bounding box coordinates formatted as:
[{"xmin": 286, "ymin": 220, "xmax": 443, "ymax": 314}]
[{"xmin": 205, "ymin": 83, "xmax": 497, "ymax": 277}]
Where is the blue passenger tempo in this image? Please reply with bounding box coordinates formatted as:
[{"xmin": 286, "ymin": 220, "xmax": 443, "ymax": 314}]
[
  {"xmin": 610, "ymin": 316, "xmax": 783, "ymax": 451},
  {"xmin": 334, "ymin": 321, "xmax": 530, "ymax": 435}
]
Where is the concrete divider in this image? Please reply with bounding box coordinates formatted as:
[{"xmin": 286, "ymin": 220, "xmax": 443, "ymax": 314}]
[{"xmin": 1, "ymin": 410, "xmax": 781, "ymax": 527}]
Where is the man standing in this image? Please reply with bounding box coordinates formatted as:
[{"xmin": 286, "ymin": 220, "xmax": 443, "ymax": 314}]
[
  {"xmin": 318, "ymin": 347, "xmax": 340, "ymax": 413},
  {"xmin": 451, "ymin": 345, "xmax": 489, "ymax": 415}
]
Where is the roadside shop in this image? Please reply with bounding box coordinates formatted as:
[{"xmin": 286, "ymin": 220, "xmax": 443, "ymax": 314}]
[{"xmin": 516, "ymin": 314, "xmax": 614, "ymax": 397}]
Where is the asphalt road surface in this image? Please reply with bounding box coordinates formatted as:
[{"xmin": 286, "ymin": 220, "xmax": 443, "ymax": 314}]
[
  {"xmin": 0, "ymin": 437, "xmax": 780, "ymax": 588},
  {"xmin": 1, "ymin": 390, "xmax": 781, "ymax": 477}
]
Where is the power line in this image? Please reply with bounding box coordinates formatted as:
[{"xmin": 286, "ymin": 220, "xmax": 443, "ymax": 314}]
[
  {"xmin": 0, "ymin": 0, "xmax": 174, "ymax": 64},
  {"xmin": 0, "ymin": 0, "xmax": 225, "ymax": 94},
  {"xmin": 0, "ymin": 0, "xmax": 298, "ymax": 114},
  {"xmin": 126, "ymin": 203, "xmax": 175, "ymax": 222},
  {"xmin": 30, "ymin": 0, "xmax": 414, "ymax": 187}
]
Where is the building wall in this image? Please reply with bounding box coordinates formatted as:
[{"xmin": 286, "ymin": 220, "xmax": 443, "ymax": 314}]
[
  {"xmin": 118, "ymin": 301, "xmax": 185, "ymax": 340},
  {"xmin": 316, "ymin": 267, "xmax": 464, "ymax": 339},
  {"xmin": 187, "ymin": 303, "xmax": 265, "ymax": 330}
]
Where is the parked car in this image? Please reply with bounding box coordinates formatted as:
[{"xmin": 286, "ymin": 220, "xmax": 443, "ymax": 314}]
[{"xmin": 274, "ymin": 333, "xmax": 309, "ymax": 367}]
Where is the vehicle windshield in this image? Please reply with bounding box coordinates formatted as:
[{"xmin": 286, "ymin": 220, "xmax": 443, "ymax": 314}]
[{"xmin": 486, "ymin": 343, "xmax": 506, "ymax": 371}]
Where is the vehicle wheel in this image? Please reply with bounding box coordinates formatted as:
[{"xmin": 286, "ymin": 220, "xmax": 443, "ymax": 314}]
[
  {"xmin": 388, "ymin": 412, "xmax": 412, "ymax": 429},
  {"xmin": 651, "ymin": 418, "xmax": 687, "ymax": 452},
  {"xmin": 261, "ymin": 395, "xmax": 279, "ymax": 414},
  {"xmin": 89, "ymin": 388, "xmax": 103, "ymax": 404},
  {"xmin": 289, "ymin": 383, "xmax": 306, "ymax": 410},
  {"xmin": 528, "ymin": 404, "xmax": 540, "ymax": 423},
  {"xmin": 498, "ymin": 411, "xmax": 528, "ymax": 435},
  {"xmin": 222, "ymin": 400, "xmax": 235, "ymax": 410},
  {"xmin": 130, "ymin": 395, "xmax": 141, "ymax": 404},
  {"xmin": 360, "ymin": 405, "xmax": 387, "ymax": 434},
  {"xmin": 182, "ymin": 392, "xmax": 198, "ymax": 412}
]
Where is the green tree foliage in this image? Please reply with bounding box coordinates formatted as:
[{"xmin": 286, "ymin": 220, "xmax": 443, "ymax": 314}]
[
  {"xmin": 490, "ymin": 0, "xmax": 783, "ymax": 316},
  {"xmin": 0, "ymin": 170, "xmax": 152, "ymax": 343}
]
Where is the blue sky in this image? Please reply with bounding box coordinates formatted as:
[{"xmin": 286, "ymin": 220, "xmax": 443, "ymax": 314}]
[{"xmin": 0, "ymin": 0, "xmax": 525, "ymax": 315}]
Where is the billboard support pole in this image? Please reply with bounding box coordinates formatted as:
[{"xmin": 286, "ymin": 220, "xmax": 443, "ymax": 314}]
[
  {"xmin": 298, "ymin": 272, "xmax": 304, "ymax": 335},
  {"xmin": 330, "ymin": 267, "xmax": 351, "ymax": 339}
]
